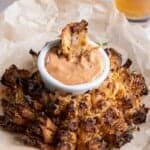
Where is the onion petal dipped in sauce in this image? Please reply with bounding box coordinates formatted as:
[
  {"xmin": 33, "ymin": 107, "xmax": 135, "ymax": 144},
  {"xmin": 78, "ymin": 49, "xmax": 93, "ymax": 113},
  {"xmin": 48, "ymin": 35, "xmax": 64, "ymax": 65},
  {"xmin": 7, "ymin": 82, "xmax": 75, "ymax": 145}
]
[{"xmin": 45, "ymin": 20, "xmax": 103, "ymax": 85}]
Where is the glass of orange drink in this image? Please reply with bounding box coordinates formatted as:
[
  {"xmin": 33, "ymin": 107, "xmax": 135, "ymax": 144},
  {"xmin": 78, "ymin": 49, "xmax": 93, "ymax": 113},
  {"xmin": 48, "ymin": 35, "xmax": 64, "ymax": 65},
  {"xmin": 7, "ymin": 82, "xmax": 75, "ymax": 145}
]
[{"xmin": 115, "ymin": 0, "xmax": 150, "ymax": 21}]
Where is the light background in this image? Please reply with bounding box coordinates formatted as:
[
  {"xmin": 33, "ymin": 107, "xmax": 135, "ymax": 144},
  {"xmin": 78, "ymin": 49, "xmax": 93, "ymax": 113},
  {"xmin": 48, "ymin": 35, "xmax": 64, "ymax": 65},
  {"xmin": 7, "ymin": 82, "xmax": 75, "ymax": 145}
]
[{"xmin": 0, "ymin": 0, "xmax": 149, "ymax": 39}]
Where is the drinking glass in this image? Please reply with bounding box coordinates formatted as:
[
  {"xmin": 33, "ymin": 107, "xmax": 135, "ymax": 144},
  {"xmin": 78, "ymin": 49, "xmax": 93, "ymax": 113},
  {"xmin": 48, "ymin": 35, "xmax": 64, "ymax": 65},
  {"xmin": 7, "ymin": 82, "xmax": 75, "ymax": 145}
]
[{"xmin": 115, "ymin": 0, "xmax": 150, "ymax": 22}]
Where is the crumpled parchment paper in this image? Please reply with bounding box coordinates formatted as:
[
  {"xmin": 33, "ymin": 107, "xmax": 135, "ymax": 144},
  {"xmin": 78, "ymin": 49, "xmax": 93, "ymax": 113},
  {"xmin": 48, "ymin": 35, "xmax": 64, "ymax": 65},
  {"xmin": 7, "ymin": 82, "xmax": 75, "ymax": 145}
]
[{"xmin": 0, "ymin": 0, "xmax": 150, "ymax": 150}]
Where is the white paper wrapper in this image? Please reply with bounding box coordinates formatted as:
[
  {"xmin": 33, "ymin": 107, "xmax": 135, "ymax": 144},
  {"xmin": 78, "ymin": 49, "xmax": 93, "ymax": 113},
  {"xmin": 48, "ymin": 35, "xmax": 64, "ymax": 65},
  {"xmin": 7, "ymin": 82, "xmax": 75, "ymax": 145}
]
[{"xmin": 0, "ymin": 0, "xmax": 150, "ymax": 149}]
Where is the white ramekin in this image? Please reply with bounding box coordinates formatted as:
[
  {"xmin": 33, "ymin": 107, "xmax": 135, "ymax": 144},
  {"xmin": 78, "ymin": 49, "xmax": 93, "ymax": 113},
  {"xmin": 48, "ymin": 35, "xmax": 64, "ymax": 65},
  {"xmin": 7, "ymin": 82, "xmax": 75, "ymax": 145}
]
[{"xmin": 37, "ymin": 39, "xmax": 110, "ymax": 95}]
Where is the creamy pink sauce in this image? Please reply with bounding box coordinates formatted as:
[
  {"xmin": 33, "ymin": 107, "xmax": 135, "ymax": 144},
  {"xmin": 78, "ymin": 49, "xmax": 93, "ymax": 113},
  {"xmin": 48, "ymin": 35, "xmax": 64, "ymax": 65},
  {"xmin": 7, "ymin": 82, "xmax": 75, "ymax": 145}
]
[{"xmin": 45, "ymin": 46, "xmax": 103, "ymax": 85}]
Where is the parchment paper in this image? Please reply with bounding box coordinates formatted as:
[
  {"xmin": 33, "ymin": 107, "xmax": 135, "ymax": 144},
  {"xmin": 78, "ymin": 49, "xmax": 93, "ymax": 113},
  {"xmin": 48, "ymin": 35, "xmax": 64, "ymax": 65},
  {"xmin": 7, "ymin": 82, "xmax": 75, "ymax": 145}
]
[{"xmin": 0, "ymin": 0, "xmax": 150, "ymax": 150}]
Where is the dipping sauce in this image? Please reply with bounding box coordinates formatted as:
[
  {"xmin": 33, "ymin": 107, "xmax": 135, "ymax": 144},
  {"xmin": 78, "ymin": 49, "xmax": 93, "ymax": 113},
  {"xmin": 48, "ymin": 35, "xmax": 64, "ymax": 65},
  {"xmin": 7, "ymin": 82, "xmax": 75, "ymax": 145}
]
[{"xmin": 45, "ymin": 46, "xmax": 103, "ymax": 85}]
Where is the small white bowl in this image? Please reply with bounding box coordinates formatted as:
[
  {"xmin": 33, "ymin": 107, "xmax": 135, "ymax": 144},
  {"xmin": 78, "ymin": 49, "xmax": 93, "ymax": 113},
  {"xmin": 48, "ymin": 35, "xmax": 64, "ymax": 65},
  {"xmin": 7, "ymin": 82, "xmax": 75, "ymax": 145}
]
[{"xmin": 37, "ymin": 39, "xmax": 110, "ymax": 95}]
